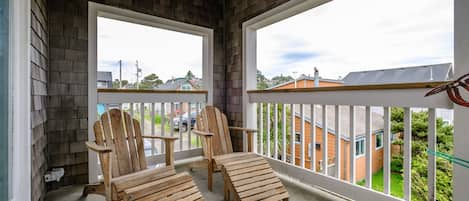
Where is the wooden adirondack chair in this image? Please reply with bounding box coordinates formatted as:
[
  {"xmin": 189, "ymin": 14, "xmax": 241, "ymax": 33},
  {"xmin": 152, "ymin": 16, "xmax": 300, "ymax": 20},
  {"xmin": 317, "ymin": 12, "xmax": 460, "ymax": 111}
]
[
  {"xmin": 84, "ymin": 109, "xmax": 203, "ymax": 201},
  {"xmin": 192, "ymin": 106, "xmax": 258, "ymax": 191}
]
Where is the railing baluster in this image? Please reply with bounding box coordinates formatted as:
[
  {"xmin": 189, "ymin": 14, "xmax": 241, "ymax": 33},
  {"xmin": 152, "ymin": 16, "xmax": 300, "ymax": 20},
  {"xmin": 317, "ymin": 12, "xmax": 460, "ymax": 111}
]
[
  {"xmin": 179, "ymin": 102, "xmax": 183, "ymax": 151},
  {"xmin": 259, "ymin": 103, "xmax": 264, "ymax": 155},
  {"xmin": 196, "ymin": 103, "xmax": 200, "ymax": 147},
  {"xmin": 161, "ymin": 103, "xmax": 165, "ymax": 153},
  {"xmin": 151, "ymin": 103, "xmax": 156, "ymax": 155},
  {"xmin": 188, "ymin": 102, "xmax": 192, "ymax": 150},
  {"xmin": 266, "ymin": 103, "xmax": 271, "ymax": 157},
  {"xmin": 300, "ymin": 104, "xmax": 305, "ymax": 168},
  {"xmin": 428, "ymin": 108, "xmax": 436, "ymax": 200},
  {"xmin": 404, "ymin": 107, "xmax": 412, "ymax": 201},
  {"xmin": 130, "ymin": 103, "xmax": 134, "ymax": 118},
  {"xmin": 291, "ymin": 104, "xmax": 296, "ymax": 165},
  {"xmin": 383, "ymin": 107, "xmax": 391, "ymax": 194},
  {"xmin": 274, "ymin": 103, "xmax": 279, "ymax": 159},
  {"xmin": 335, "ymin": 105, "xmax": 341, "ymax": 179},
  {"xmin": 282, "ymin": 104, "xmax": 287, "ymax": 162},
  {"xmin": 140, "ymin": 103, "xmax": 145, "ymax": 135},
  {"xmin": 170, "ymin": 103, "xmax": 175, "ymax": 138},
  {"xmin": 365, "ymin": 106, "xmax": 372, "ymax": 188},
  {"xmin": 322, "ymin": 105, "xmax": 328, "ymax": 175},
  {"xmin": 350, "ymin": 105, "xmax": 356, "ymax": 183},
  {"xmin": 311, "ymin": 104, "xmax": 316, "ymax": 171}
]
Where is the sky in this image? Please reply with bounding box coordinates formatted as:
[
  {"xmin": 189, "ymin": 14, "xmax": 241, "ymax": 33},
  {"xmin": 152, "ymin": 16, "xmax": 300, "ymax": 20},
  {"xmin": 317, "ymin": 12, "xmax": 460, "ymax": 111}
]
[
  {"xmin": 257, "ymin": 0, "xmax": 454, "ymax": 80},
  {"xmin": 97, "ymin": 17, "xmax": 203, "ymax": 83}
]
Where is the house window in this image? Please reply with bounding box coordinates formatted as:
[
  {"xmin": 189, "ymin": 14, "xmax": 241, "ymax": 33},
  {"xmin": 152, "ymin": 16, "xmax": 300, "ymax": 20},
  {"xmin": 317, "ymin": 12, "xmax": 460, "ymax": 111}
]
[
  {"xmin": 376, "ymin": 133, "xmax": 383, "ymax": 149},
  {"xmin": 355, "ymin": 138, "xmax": 365, "ymax": 157},
  {"xmin": 295, "ymin": 133, "xmax": 301, "ymax": 144}
]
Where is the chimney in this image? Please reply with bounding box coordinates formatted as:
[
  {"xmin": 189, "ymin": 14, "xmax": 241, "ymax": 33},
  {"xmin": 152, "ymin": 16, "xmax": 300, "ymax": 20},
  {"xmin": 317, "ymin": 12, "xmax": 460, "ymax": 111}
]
[{"xmin": 314, "ymin": 67, "xmax": 319, "ymax": 87}]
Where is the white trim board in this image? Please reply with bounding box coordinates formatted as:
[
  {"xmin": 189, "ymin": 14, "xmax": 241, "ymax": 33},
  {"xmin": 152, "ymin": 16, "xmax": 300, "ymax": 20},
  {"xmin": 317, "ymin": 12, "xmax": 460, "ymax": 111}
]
[
  {"xmin": 88, "ymin": 2, "xmax": 214, "ymax": 183},
  {"xmin": 9, "ymin": 0, "xmax": 31, "ymax": 200}
]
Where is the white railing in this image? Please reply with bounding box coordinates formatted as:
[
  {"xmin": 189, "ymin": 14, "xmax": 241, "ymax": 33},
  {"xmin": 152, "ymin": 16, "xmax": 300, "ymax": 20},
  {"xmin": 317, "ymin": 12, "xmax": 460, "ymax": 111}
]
[
  {"xmin": 96, "ymin": 89, "xmax": 207, "ymax": 164},
  {"xmin": 247, "ymin": 82, "xmax": 452, "ymax": 201}
]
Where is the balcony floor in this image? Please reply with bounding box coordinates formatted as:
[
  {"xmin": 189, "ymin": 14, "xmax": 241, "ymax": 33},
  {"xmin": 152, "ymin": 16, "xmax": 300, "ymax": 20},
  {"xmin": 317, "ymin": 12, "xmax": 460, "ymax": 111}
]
[{"xmin": 45, "ymin": 162, "xmax": 346, "ymax": 201}]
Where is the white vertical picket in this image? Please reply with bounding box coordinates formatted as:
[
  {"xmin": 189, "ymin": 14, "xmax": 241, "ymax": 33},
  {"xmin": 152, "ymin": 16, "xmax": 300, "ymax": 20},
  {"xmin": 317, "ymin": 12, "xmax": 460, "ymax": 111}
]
[
  {"xmin": 365, "ymin": 106, "xmax": 372, "ymax": 188},
  {"xmin": 188, "ymin": 103, "xmax": 192, "ymax": 150},
  {"xmin": 428, "ymin": 108, "xmax": 436, "ymax": 201},
  {"xmin": 266, "ymin": 103, "xmax": 271, "ymax": 157},
  {"xmin": 311, "ymin": 104, "xmax": 316, "ymax": 171},
  {"xmin": 170, "ymin": 103, "xmax": 175, "ymax": 137},
  {"xmin": 291, "ymin": 104, "xmax": 296, "ymax": 165},
  {"xmin": 274, "ymin": 104, "xmax": 279, "ymax": 159},
  {"xmin": 322, "ymin": 105, "xmax": 328, "ymax": 175},
  {"xmin": 259, "ymin": 103, "xmax": 264, "ymax": 155},
  {"xmin": 282, "ymin": 104, "xmax": 287, "ymax": 162},
  {"xmin": 404, "ymin": 107, "xmax": 412, "ymax": 201},
  {"xmin": 151, "ymin": 103, "xmax": 156, "ymax": 155},
  {"xmin": 335, "ymin": 105, "xmax": 341, "ymax": 179},
  {"xmin": 383, "ymin": 107, "xmax": 391, "ymax": 194},
  {"xmin": 161, "ymin": 103, "xmax": 165, "ymax": 153},
  {"xmin": 350, "ymin": 105, "xmax": 356, "ymax": 183},
  {"xmin": 300, "ymin": 104, "xmax": 305, "ymax": 168},
  {"xmin": 179, "ymin": 103, "xmax": 183, "ymax": 151}
]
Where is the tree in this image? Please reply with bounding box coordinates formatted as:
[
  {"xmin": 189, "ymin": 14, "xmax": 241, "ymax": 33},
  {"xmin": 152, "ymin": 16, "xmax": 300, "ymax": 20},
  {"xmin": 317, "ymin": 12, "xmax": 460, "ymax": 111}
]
[
  {"xmin": 257, "ymin": 70, "xmax": 269, "ymax": 89},
  {"xmin": 138, "ymin": 73, "xmax": 163, "ymax": 89},
  {"xmin": 271, "ymin": 74, "xmax": 293, "ymax": 86},
  {"xmin": 390, "ymin": 108, "xmax": 453, "ymax": 201},
  {"xmin": 185, "ymin": 70, "xmax": 195, "ymax": 80},
  {"xmin": 112, "ymin": 79, "xmax": 128, "ymax": 88}
]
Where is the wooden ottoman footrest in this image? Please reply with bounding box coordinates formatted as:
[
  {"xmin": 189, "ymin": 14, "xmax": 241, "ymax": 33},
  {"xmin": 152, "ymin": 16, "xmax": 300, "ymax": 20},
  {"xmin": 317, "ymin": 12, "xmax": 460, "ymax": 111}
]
[{"xmin": 222, "ymin": 155, "xmax": 289, "ymax": 201}]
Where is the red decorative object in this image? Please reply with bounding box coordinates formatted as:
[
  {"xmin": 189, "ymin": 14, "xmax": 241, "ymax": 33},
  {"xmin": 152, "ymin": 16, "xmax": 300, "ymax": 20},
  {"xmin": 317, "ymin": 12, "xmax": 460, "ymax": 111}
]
[{"xmin": 425, "ymin": 73, "xmax": 469, "ymax": 107}]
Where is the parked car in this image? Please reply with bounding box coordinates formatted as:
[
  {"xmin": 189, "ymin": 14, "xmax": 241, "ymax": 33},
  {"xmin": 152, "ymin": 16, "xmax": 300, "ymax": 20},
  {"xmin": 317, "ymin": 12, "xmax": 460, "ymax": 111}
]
[{"xmin": 172, "ymin": 112, "xmax": 197, "ymax": 131}]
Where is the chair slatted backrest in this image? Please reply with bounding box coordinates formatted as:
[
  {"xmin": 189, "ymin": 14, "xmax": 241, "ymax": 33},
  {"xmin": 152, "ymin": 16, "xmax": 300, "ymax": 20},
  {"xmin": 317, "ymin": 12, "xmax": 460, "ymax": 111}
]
[
  {"xmin": 196, "ymin": 106, "xmax": 233, "ymax": 156},
  {"xmin": 93, "ymin": 109, "xmax": 147, "ymax": 178}
]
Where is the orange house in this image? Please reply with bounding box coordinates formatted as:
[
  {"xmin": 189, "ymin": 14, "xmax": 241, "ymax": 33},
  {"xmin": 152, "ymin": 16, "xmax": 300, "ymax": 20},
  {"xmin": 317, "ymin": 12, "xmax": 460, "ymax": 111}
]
[{"xmin": 271, "ymin": 74, "xmax": 384, "ymax": 182}]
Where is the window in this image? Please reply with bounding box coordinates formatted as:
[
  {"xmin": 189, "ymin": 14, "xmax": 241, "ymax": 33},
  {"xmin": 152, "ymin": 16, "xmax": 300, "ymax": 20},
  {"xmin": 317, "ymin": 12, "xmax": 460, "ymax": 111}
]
[
  {"xmin": 355, "ymin": 138, "xmax": 365, "ymax": 157},
  {"xmin": 376, "ymin": 133, "xmax": 383, "ymax": 149},
  {"xmin": 295, "ymin": 133, "xmax": 301, "ymax": 144}
]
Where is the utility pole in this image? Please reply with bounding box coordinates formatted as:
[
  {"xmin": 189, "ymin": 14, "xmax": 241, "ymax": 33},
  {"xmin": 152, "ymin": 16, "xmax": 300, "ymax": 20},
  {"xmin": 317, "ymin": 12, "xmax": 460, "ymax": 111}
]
[
  {"xmin": 119, "ymin": 60, "xmax": 122, "ymax": 88},
  {"xmin": 136, "ymin": 60, "xmax": 142, "ymax": 89}
]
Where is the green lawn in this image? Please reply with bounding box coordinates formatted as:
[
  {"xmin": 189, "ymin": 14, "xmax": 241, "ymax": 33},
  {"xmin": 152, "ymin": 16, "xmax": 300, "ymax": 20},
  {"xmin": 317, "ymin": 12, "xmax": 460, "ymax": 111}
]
[{"xmin": 357, "ymin": 169, "xmax": 404, "ymax": 198}]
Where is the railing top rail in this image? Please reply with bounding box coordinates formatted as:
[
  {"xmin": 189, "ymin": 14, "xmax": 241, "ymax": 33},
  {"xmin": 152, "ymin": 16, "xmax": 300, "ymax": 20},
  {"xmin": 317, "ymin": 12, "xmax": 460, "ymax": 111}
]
[
  {"xmin": 98, "ymin": 88, "xmax": 208, "ymax": 94},
  {"xmin": 247, "ymin": 81, "xmax": 448, "ymax": 94}
]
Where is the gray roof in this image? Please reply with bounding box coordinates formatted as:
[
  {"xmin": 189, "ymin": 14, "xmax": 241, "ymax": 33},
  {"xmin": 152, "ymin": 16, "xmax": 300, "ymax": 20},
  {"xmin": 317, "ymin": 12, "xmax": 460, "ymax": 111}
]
[
  {"xmin": 268, "ymin": 74, "xmax": 343, "ymax": 89},
  {"xmin": 158, "ymin": 77, "xmax": 201, "ymax": 90},
  {"xmin": 296, "ymin": 105, "xmax": 384, "ymax": 141},
  {"xmin": 97, "ymin": 71, "xmax": 112, "ymax": 82},
  {"xmin": 342, "ymin": 63, "xmax": 453, "ymax": 85}
]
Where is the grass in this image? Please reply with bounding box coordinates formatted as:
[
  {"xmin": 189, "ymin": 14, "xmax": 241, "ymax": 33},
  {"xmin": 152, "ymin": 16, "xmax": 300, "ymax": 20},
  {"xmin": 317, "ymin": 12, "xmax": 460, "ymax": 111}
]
[{"xmin": 357, "ymin": 169, "xmax": 404, "ymax": 198}]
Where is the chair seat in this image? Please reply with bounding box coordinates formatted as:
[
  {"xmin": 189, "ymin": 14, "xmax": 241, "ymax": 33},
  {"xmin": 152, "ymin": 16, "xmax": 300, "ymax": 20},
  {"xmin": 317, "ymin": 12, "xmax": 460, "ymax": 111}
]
[{"xmin": 213, "ymin": 152, "xmax": 258, "ymax": 168}]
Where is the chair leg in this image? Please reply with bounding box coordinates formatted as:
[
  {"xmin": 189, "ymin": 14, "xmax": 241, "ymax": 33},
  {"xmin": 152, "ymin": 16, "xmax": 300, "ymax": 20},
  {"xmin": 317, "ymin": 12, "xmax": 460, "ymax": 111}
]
[
  {"xmin": 82, "ymin": 183, "xmax": 105, "ymax": 197},
  {"xmin": 224, "ymin": 175, "xmax": 230, "ymax": 201},
  {"xmin": 208, "ymin": 161, "xmax": 213, "ymax": 192}
]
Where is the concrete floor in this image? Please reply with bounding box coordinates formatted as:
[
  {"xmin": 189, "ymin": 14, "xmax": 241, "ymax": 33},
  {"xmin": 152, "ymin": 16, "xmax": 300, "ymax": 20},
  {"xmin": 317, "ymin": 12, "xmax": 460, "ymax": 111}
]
[{"xmin": 45, "ymin": 164, "xmax": 346, "ymax": 201}]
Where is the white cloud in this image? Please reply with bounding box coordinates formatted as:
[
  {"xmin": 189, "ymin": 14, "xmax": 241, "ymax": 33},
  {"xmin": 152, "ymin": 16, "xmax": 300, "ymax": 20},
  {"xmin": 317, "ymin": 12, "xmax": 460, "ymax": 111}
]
[
  {"xmin": 257, "ymin": 0, "xmax": 454, "ymax": 79},
  {"xmin": 97, "ymin": 17, "xmax": 203, "ymax": 83}
]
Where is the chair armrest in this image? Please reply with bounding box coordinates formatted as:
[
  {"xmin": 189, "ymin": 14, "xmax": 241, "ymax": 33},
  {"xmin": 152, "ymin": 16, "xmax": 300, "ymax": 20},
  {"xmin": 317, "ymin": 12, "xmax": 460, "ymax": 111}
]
[
  {"xmin": 229, "ymin": 127, "xmax": 258, "ymax": 133},
  {"xmin": 192, "ymin": 130, "xmax": 214, "ymax": 137},
  {"xmin": 86, "ymin": 141, "xmax": 112, "ymax": 153},
  {"xmin": 142, "ymin": 135, "xmax": 178, "ymax": 141}
]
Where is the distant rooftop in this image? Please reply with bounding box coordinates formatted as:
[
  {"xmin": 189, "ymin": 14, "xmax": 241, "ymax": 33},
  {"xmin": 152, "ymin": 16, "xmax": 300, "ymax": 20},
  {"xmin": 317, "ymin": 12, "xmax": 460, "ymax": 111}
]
[
  {"xmin": 97, "ymin": 71, "xmax": 112, "ymax": 82},
  {"xmin": 343, "ymin": 63, "xmax": 453, "ymax": 85},
  {"xmin": 268, "ymin": 74, "xmax": 343, "ymax": 89}
]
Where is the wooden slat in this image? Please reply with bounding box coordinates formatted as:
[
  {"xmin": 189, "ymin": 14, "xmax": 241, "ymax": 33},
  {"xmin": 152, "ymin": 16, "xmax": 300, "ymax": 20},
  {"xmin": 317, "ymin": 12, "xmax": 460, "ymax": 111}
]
[
  {"xmin": 236, "ymin": 178, "xmax": 280, "ymax": 193},
  {"xmin": 160, "ymin": 184, "xmax": 201, "ymax": 201},
  {"xmin": 282, "ymin": 104, "xmax": 287, "ymax": 162},
  {"xmin": 260, "ymin": 192, "xmax": 289, "ymax": 201},
  {"xmin": 404, "ymin": 107, "xmax": 412, "ymax": 201},
  {"xmin": 238, "ymin": 182, "xmax": 284, "ymax": 198},
  {"xmin": 227, "ymin": 164, "xmax": 271, "ymax": 177},
  {"xmin": 225, "ymin": 160, "xmax": 269, "ymax": 172},
  {"xmin": 215, "ymin": 108, "xmax": 228, "ymax": 154},
  {"xmin": 300, "ymin": 104, "xmax": 305, "ymax": 168},
  {"xmin": 123, "ymin": 111, "xmax": 141, "ymax": 172},
  {"xmin": 136, "ymin": 181, "xmax": 195, "ymax": 201},
  {"xmin": 230, "ymin": 168, "xmax": 274, "ymax": 182},
  {"xmin": 224, "ymin": 157, "xmax": 266, "ymax": 170},
  {"xmin": 274, "ymin": 104, "xmax": 278, "ymax": 159},
  {"xmin": 101, "ymin": 111, "xmax": 120, "ymax": 178},
  {"xmin": 349, "ymin": 105, "xmax": 356, "ymax": 183},
  {"xmin": 383, "ymin": 107, "xmax": 391, "ymax": 194},
  {"xmin": 132, "ymin": 119, "xmax": 147, "ymax": 170},
  {"xmin": 266, "ymin": 103, "xmax": 271, "ymax": 157},
  {"xmin": 124, "ymin": 173, "xmax": 193, "ymax": 199},
  {"xmin": 242, "ymin": 186, "xmax": 286, "ymax": 201},
  {"xmin": 322, "ymin": 105, "xmax": 328, "ymax": 175},
  {"xmin": 365, "ymin": 106, "xmax": 372, "ymax": 188},
  {"xmin": 428, "ymin": 108, "xmax": 436, "ymax": 201},
  {"xmin": 311, "ymin": 104, "xmax": 316, "ymax": 172},
  {"xmin": 259, "ymin": 103, "xmax": 264, "ymax": 155},
  {"xmin": 335, "ymin": 105, "xmax": 341, "ymax": 179},
  {"xmin": 103, "ymin": 109, "xmax": 132, "ymax": 176},
  {"xmin": 233, "ymin": 173, "xmax": 276, "ymax": 187},
  {"xmin": 112, "ymin": 166, "xmax": 176, "ymax": 192},
  {"xmin": 290, "ymin": 104, "xmax": 295, "ymax": 165}
]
